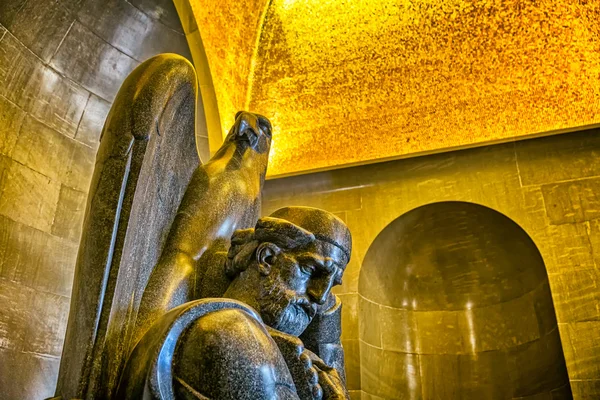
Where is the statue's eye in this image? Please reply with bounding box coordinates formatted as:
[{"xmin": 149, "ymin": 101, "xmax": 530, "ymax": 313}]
[{"xmin": 300, "ymin": 265, "xmax": 314, "ymax": 276}]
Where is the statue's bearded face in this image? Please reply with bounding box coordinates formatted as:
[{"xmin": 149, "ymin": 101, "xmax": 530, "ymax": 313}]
[{"xmin": 257, "ymin": 241, "xmax": 346, "ymax": 336}]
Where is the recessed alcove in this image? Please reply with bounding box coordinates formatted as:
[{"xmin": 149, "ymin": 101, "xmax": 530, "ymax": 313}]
[{"xmin": 359, "ymin": 201, "xmax": 571, "ymax": 399}]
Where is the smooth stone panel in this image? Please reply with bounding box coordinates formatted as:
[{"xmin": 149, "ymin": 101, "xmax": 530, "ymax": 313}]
[
  {"xmin": 12, "ymin": 115, "xmax": 77, "ymax": 181},
  {"xmin": 549, "ymin": 384, "xmax": 574, "ymax": 400},
  {"xmin": 359, "ymin": 341, "xmax": 382, "ymax": 397},
  {"xmin": 544, "ymin": 222, "xmax": 595, "ymax": 274},
  {"xmin": 0, "ymin": 95, "xmax": 25, "ymax": 156},
  {"xmin": 358, "ymin": 296, "xmax": 381, "ymax": 347},
  {"xmin": 63, "ymin": 139, "xmax": 95, "ymax": 192},
  {"xmin": 0, "ymin": 0, "xmax": 27, "ymax": 27},
  {"xmin": 551, "ymin": 267, "xmax": 600, "ymax": 323},
  {"xmin": 508, "ymin": 328, "xmax": 570, "ymax": 397},
  {"xmin": 468, "ymin": 293, "xmax": 540, "ymax": 352},
  {"xmin": 532, "ymin": 282, "xmax": 559, "ymax": 336},
  {"xmin": 378, "ymin": 350, "xmax": 421, "ymax": 400},
  {"xmin": 0, "ymin": 347, "xmax": 60, "ymax": 400},
  {"xmin": 52, "ymin": 185, "xmax": 87, "ymax": 242},
  {"xmin": 0, "ymin": 278, "xmax": 69, "ymax": 356},
  {"xmin": 516, "ymin": 130, "xmax": 600, "ymax": 187},
  {"xmin": 415, "ymin": 310, "xmax": 464, "ymax": 354},
  {"xmin": 75, "ymin": 94, "xmax": 110, "ymax": 148},
  {"xmin": 262, "ymin": 186, "xmax": 362, "ymax": 217},
  {"xmin": 5, "ymin": 0, "xmax": 73, "ymax": 62},
  {"xmin": 338, "ymin": 293, "xmax": 358, "ymax": 340},
  {"xmin": 379, "ymin": 306, "xmax": 418, "ymax": 354},
  {"xmin": 542, "ymin": 178, "xmax": 600, "ymax": 225},
  {"xmin": 50, "ymin": 21, "xmax": 139, "ymax": 101},
  {"xmin": 421, "ymin": 351, "xmax": 511, "ymax": 400},
  {"xmin": 0, "ymin": 157, "xmax": 60, "ymax": 233},
  {"xmin": 342, "ymin": 339, "xmax": 361, "ymax": 390},
  {"xmin": 0, "ymin": 33, "xmax": 88, "ymax": 136},
  {"xmin": 0, "ymin": 215, "xmax": 77, "ymax": 297},
  {"xmin": 130, "ymin": 0, "xmax": 185, "ymax": 32},
  {"xmin": 77, "ymin": 0, "xmax": 190, "ymax": 62},
  {"xmin": 559, "ymin": 322, "xmax": 600, "ymax": 380},
  {"xmin": 569, "ymin": 380, "xmax": 600, "ymax": 399}
]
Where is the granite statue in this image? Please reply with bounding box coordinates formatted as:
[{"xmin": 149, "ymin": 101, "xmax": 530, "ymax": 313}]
[{"xmin": 53, "ymin": 54, "xmax": 352, "ymax": 400}]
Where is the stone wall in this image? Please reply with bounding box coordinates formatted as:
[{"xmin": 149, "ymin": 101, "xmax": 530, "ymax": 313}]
[
  {"xmin": 262, "ymin": 128, "xmax": 600, "ymax": 400},
  {"xmin": 0, "ymin": 1, "xmax": 204, "ymax": 398}
]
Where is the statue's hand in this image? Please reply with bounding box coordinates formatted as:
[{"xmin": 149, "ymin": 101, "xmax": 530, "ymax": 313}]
[{"xmin": 307, "ymin": 353, "xmax": 349, "ymax": 400}]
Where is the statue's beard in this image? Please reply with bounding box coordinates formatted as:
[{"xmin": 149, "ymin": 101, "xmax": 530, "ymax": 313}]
[{"xmin": 258, "ymin": 274, "xmax": 317, "ymax": 336}]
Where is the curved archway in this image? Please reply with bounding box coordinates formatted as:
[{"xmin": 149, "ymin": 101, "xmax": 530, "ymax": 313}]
[{"xmin": 359, "ymin": 201, "xmax": 571, "ymax": 399}]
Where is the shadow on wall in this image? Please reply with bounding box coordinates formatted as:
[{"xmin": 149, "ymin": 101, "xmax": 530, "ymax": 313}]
[{"xmin": 359, "ymin": 201, "xmax": 571, "ymax": 399}]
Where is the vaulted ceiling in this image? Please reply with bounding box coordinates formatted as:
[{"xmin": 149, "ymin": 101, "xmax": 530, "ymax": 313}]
[{"xmin": 187, "ymin": 0, "xmax": 600, "ymax": 177}]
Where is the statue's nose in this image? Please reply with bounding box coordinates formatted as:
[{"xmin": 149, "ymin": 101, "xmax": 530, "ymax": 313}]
[{"xmin": 307, "ymin": 275, "xmax": 336, "ymax": 305}]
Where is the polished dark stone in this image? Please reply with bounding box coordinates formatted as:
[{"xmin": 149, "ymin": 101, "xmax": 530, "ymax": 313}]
[{"xmin": 55, "ymin": 54, "xmax": 353, "ymax": 399}]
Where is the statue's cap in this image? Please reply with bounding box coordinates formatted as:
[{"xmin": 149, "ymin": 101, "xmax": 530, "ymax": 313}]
[{"xmin": 268, "ymin": 206, "xmax": 352, "ymax": 263}]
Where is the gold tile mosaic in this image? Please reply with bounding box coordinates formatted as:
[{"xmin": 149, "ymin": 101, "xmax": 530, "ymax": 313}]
[
  {"xmin": 187, "ymin": 0, "xmax": 269, "ymax": 139},
  {"xmin": 246, "ymin": 0, "xmax": 600, "ymax": 176}
]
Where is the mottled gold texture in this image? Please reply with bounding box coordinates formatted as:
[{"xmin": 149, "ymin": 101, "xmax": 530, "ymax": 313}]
[
  {"xmin": 249, "ymin": 0, "xmax": 600, "ymax": 176},
  {"xmin": 187, "ymin": 0, "xmax": 269, "ymax": 144}
]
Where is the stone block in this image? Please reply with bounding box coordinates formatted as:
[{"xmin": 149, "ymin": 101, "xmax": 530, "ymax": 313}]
[
  {"xmin": 0, "ymin": 278, "xmax": 69, "ymax": 356},
  {"xmin": 380, "ymin": 306, "xmax": 418, "ymax": 354},
  {"xmin": 378, "ymin": 350, "xmax": 421, "ymax": 399},
  {"xmin": 0, "ymin": 214, "xmax": 77, "ymax": 297},
  {"xmin": 507, "ymin": 328, "xmax": 569, "ymax": 397},
  {"xmin": 262, "ymin": 186, "xmax": 362, "ymax": 217},
  {"xmin": 130, "ymin": 0, "xmax": 185, "ymax": 33},
  {"xmin": 358, "ymin": 296, "xmax": 381, "ymax": 347},
  {"xmin": 569, "ymin": 380, "xmax": 600, "ymax": 399},
  {"xmin": 0, "ymin": 33, "xmax": 88, "ymax": 137},
  {"xmin": 63, "ymin": 139, "xmax": 95, "ymax": 192},
  {"xmin": 559, "ymin": 321, "xmax": 600, "ymax": 380},
  {"xmin": 0, "ymin": 157, "xmax": 60, "ymax": 233},
  {"xmin": 0, "ymin": 347, "xmax": 60, "ymax": 400},
  {"xmin": 50, "ymin": 21, "xmax": 139, "ymax": 102},
  {"xmin": 467, "ymin": 293, "xmax": 540, "ymax": 352},
  {"xmin": 77, "ymin": 0, "xmax": 190, "ymax": 62},
  {"xmin": 12, "ymin": 115, "xmax": 96, "ymax": 191},
  {"xmin": 417, "ymin": 310, "xmax": 466, "ymax": 355},
  {"xmin": 551, "ymin": 267, "xmax": 600, "ymax": 323},
  {"xmin": 359, "ymin": 341, "xmax": 381, "ymax": 397},
  {"xmin": 542, "ymin": 178, "xmax": 600, "ymax": 225},
  {"xmin": 0, "ymin": 0, "xmax": 27, "ymax": 27},
  {"xmin": 532, "ymin": 282, "xmax": 559, "ymax": 336},
  {"xmin": 338, "ymin": 293, "xmax": 358, "ymax": 340},
  {"xmin": 515, "ymin": 128, "xmax": 600, "ymax": 186},
  {"xmin": 75, "ymin": 94, "xmax": 110, "ymax": 148},
  {"xmin": 52, "ymin": 185, "xmax": 87, "ymax": 242},
  {"xmin": 12, "ymin": 115, "xmax": 75, "ymax": 181},
  {"xmin": 542, "ymin": 222, "xmax": 595, "ymax": 275},
  {"xmin": 0, "ymin": 95, "xmax": 25, "ymax": 157},
  {"xmin": 5, "ymin": 0, "xmax": 74, "ymax": 62},
  {"xmin": 342, "ymin": 339, "xmax": 360, "ymax": 390}
]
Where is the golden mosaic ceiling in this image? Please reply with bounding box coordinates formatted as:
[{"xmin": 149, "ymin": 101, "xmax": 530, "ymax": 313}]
[{"xmin": 190, "ymin": 0, "xmax": 600, "ymax": 177}]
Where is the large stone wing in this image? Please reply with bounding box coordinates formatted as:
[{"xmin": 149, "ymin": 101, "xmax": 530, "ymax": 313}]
[{"xmin": 55, "ymin": 54, "xmax": 200, "ymax": 400}]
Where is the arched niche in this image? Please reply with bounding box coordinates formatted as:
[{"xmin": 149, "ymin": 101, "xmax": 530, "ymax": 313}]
[{"xmin": 359, "ymin": 201, "xmax": 571, "ymax": 399}]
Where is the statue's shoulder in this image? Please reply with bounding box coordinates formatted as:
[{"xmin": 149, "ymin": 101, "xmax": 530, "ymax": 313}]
[{"xmin": 117, "ymin": 299, "xmax": 296, "ymax": 399}]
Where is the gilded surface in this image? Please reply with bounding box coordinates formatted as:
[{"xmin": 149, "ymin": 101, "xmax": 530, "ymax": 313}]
[
  {"xmin": 187, "ymin": 0, "xmax": 268, "ymax": 140},
  {"xmin": 247, "ymin": 0, "xmax": 600, "ymax": 176}
]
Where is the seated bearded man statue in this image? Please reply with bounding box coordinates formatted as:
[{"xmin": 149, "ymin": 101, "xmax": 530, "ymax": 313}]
[{"xmin": 117, "ymin": 207, "xmax": 352, "ymax": 400}]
